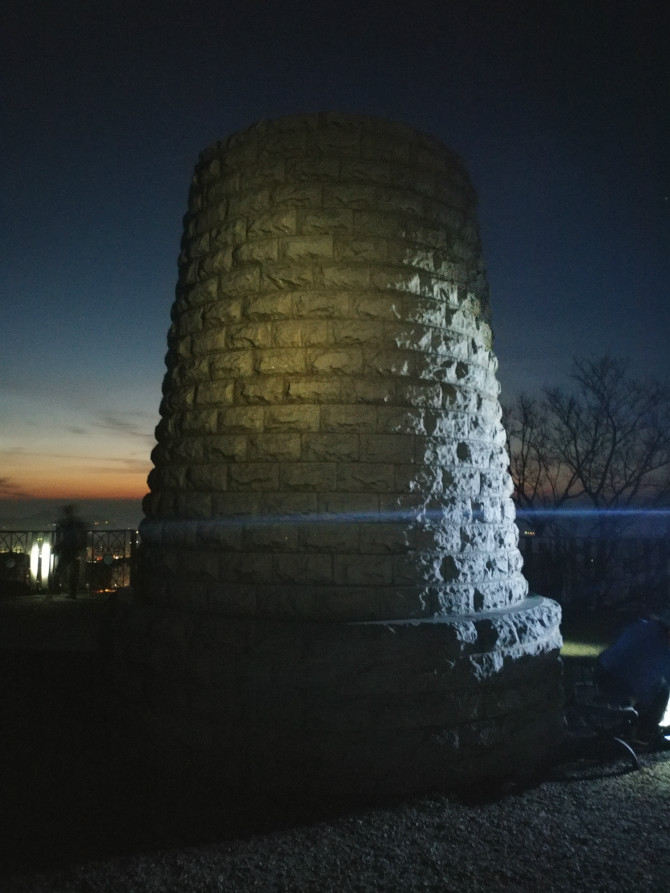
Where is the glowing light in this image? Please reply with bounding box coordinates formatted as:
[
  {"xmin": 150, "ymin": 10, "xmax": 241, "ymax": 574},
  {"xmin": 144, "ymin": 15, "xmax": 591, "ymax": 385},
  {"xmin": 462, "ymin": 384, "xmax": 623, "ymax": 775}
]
[
  {"xmin": 30, "ymin": 543, "xmax": 39, "ymax": 582},
  {"xmin": 142, "ymin": 507, "xmax": 670, "ymax": 532},
  {"xmin": 516, "ymin": 508, "xmax": 670, "ymax": 518},
  {"xmin": 149, "ymin": 508, "xmax": 476, "ymax": 532},
  {"xmin": 41, "ymin": 541, "xmax": 51, "ymax": 582}
]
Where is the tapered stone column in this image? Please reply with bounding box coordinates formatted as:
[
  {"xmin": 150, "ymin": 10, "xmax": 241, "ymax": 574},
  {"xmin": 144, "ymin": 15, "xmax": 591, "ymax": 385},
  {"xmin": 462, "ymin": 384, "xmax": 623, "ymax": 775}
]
[{"xmin": 116, "ymin": 114, "xmax": 563, "ymax": 798}]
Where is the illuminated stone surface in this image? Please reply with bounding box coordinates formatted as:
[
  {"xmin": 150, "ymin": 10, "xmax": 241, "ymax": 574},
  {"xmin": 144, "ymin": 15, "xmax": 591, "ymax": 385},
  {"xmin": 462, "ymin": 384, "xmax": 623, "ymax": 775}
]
[{"xmin": 114, "ymin": 114, "xmax": 563, "ymax": 796}]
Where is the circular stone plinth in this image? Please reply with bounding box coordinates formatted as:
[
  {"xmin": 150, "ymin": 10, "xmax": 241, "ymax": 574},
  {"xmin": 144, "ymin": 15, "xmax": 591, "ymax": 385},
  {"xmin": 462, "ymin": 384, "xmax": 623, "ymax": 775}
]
[{"xmin": 111, "ymin": 594, "xmax": 562, "ymax": 797}]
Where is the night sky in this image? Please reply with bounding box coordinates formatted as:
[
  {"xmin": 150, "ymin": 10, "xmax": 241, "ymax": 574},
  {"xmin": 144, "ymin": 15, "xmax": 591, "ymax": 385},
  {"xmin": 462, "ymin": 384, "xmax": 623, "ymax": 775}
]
[{"xmin": 2, "ymin": 0, "xmax": 668, "ymax": 528}]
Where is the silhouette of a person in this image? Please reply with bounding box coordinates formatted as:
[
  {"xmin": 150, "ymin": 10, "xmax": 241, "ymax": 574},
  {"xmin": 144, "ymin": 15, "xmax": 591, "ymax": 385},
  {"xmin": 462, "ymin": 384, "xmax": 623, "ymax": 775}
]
[{"xmin": 53, "ymin": 505, "xmax": 87, "ymax": 598}]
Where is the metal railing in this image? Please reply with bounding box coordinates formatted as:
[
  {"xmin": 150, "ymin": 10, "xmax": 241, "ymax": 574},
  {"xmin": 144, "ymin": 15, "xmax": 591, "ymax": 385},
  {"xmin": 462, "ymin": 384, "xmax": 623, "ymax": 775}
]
[
  {"xmin": 518, "ymin": 534, "xmax": 670, "ymax": 615},
  {"xmin": 0, "ymin": 529, "xmax": 139, "ymax": 595}
]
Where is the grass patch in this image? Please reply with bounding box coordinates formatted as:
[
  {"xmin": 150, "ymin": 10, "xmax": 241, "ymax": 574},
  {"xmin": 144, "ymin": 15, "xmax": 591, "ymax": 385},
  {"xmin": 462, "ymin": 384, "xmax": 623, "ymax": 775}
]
[
  {"xmin": 560, "ymin": 639, "xmax": 603, "ymax": 658},
  {"xmin": 560, "ymin": 612, "xmax": 619, "ymax": 659}
]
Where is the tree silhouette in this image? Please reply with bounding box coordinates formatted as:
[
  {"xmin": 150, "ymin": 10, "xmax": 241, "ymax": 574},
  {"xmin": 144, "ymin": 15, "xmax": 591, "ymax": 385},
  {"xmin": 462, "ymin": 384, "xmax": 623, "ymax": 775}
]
[
  {"xmin": 504, "ymin": 357, "xmax": 670, "ymax": 611},
  {"xmin": 505, "ymin": 357, "xmax": 670, "ymax": 520}
]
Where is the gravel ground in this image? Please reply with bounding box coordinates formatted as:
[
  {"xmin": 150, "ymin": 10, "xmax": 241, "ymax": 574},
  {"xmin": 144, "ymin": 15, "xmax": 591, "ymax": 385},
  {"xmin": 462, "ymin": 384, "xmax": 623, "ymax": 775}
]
[{"xmin": 5, "ymin": 750, "xmax": 670, "ymax": 893}]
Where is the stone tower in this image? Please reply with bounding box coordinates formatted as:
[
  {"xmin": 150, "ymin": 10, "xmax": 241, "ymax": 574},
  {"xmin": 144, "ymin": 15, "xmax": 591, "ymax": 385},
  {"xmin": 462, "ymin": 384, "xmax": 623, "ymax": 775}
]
[{"xmin": 121, "ymin": 114, "xmax": 562, "ymax": 797}]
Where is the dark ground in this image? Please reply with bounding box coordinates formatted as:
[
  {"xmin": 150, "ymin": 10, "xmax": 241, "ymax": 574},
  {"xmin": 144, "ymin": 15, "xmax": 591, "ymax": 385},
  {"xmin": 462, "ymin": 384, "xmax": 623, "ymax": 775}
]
[
  {"xmin": 2, "ymin": 594, "xmax": 670, "ymax": 892},
  {"xmin": 0, "ymin": 594, "xmax": 447, "ymax": 880},
  {"xmin": 0, "ymin": 595, "xmax": 306, "ymax": 879}
]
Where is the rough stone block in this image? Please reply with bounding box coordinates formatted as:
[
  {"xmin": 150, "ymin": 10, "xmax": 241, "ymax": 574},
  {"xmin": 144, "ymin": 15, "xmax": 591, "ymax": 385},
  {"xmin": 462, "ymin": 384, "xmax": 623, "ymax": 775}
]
[
  {"xmin": 254, "ymin": 348, "xmax": 305, "ymax": 375},
  {"xmin": 218, "ymin": 406, "xmax": 264, "ymax": 433},
  {"xmin": 272, "ymin": 319, "xmax": 330, "ymax": 348},
  {"xmin": 248, "ymin": 433, "xmax": 301, "ymax": 462},
  {"xmin": 402, "ymin": 296, "xmax": 447, "ymax": 326},
  {"xmin": 263, "ymin": 405, "xmax": 320, "ymax": 432},
  {"xmin": 243, "ymin": 292, "xmax": 293, "ymax": 319},
  {"xmin": 341, "ymin": 158, "xmax": 395, "ymax": 184},
  {"xmin": 272, "ymin": 182, "xmax": 322, "ymax": 208},
  {"xmin": 395, "ymin": 381, "xmax": 442, "ymax": 408},
  {"xmin": 260, "ymin": 492, "xmax": 318, "ymax": 516},
  {"xmin": 302, "ymin": 433, "xmax": 360, "ymax": 462},
  {"xmin": 336, "ymin": 463, "xmax": 395, "ymax": 492},
  {"xmin": 294, "ymin": 290, "xmax": 350, "ymax": 318},
  {"xmin": 246, "ymin": 210, "xmax": 297, "ymax": 237},
  {"xmin": 212, "ymin": 491, "xmax": 261, "ymax": 517},
  {"xmin": 329, "ymin": 320, "xmax": 383, "ymax": 344},
  {"xmin": 228, "ymin": 463, "xmax": 280, "ymax": 491},
  {"xmin": 175, "ymin": 306, "xmax": 204, "ymax": 337},
  {"xmin": 287, "ymin": 156, "xmax": 340, "ymax": 182},
  {"xmin": 254, "ymin": 585, "xmax": 318, "ymax": 618},
  {"xmin": 285, "ymin": 378, "xmax": 342, "ymax": 403},
  {"xmin": 333, "ymin": 236, "xmax": 388, "ymax": 262},
  {"xmin": 280, "ymin": 463, "xmax": 338, "ymax": 492},
  {"xmin": 195, "ymin": 380, "xmax": 234, "ymax": 406},
  {"xmin": 351, "ymin": 292, "xmax": 404, "ymax": 321},
  {"xmin": 274, "ymin": 554, "xmax": 333, "ymax": 585},
  {"xmin": 371, "ymin": 267, "xmax": 422, "ymax": 296},
  {"xmin": 191, "ymin": 328, "xmax": 227, "ymax": 354},
  {"xmin": 333, "ymin": 554, "xmax": 393, "ymax": 586},
  {"xmin": 306, "ymin": 347, "xmax": 363, "ymax": 375},
  {"xmin": 179, "ymin": 408, "xmax": 219, "ymax": 434},
  {"xmin": 341, "ymin": 378, "xmax": 395, "ymax": 405},
  {"xmin": 260, "ymin": 265, "xmax": 314, "ymax": 291},
  {"xmin": 282, "ymin": 235, "xmax": 334, "ymax": 261},
  {"xmin": 300, "ymin": 208, "xmax": 355, "ymax": 234},
  {"xmin": 320, "ymin": 405, "xmax": 378, "ymax": 432},
  {"xmin": 298, "ymin": 523, "xmax": 361, "ymax": 553},
  {"xmin": 320, "ymin": 264, "xmax": 371, "ymax": 290},
  {"xmin": 227, "ymin": 188, "xmax": 272, "ymax": 216},
  {"xmin": 393, "ymin": 465, "xmax": 443, "ymax": 495},
  {"xmin": 196, "ymin": 520, "xmax": 243, "ymax": 551},
  {"xmin": 209, "ymin": 350, "xmax": 253, "ymax": 379},
  {"xmin": 358, "ymin": 523, "xmax": 420, "ymax": 554},
  {"xmin": 376, "ymin": 406, "xmax": 427, "ymax": 435},
  {"xmin": 322, "ymin": 183, "xmax": 376, "ymax": 210},
  {"xmin": 186, "ymin": 465, "xmax": 228, "ymax": 492},
  {"xmin": 247, "ymin": 525, "xmax": 299, "ymax": 552},
  {"xmin": 220, "ymin": 266, "xmax": 262, "ymax": 297},
  {"xmin": 235, "ymin": 239, "xmax": 279, "ymax": 264},
  {"xmin": 226, "ymin": 322, "xmax": 273, "ymax": 350},
  {"xmin": 201, "ymin": 435, "xmax": 248, "ymax": 462},
  {"xmin": 360, "ymin": 434, "xmax": 414, "ymax": 464},
  {"xmin": 363, "ymin": 350, "xmax": 414, "ymax": 377},
  {"xmin": 317, "ymin": 493, "xmax": 380, "ymax": 516},
  {"xmin": 236, "ymin": 378, "xmax": 285, "ymax": 405},
  {"xmin": 219, "ymin": 553, "xmax": 273, "ymax": 584},
  {"xmin": 201, "ymin": 298, "xmax": 244, "ymax": 326}
]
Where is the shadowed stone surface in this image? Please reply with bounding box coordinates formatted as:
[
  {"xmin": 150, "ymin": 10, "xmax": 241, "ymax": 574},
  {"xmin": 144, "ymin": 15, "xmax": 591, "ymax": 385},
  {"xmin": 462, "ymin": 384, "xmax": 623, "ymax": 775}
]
[{"xmin": 113, "ymin": 114, "xmax": 563, "ymax": 797}]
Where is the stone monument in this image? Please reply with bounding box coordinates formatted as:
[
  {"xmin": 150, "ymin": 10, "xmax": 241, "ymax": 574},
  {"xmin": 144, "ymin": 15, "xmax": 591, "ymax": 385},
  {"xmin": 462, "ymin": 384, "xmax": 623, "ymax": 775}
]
[{"xmin": 117, "ymin": 114, "xmax": 563, "ymax": 798}]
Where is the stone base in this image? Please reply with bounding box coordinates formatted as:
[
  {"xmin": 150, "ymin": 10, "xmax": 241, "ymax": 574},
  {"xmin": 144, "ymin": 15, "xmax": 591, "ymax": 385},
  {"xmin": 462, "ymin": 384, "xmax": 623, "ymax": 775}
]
[{"xmin": 106, "ymin": 595, "xmax": 563, "ymax": 800}]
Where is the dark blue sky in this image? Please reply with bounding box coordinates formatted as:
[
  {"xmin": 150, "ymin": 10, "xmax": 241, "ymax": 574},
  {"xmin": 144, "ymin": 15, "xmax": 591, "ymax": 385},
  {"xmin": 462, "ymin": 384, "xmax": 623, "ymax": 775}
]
[{"xmin": 2, "ymin": 0, "xmax": 669, "ymax": 523}]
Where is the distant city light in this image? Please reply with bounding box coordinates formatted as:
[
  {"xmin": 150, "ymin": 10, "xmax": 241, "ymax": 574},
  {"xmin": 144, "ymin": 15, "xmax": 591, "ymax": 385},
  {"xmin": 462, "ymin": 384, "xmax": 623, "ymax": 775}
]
[
  {"xmin": 30, "ymin": 543, "xmax": 39, "ymax": 581},
  {"xmin": 41, "ymin": 541, "xmax": 51, "ymax": 582}
]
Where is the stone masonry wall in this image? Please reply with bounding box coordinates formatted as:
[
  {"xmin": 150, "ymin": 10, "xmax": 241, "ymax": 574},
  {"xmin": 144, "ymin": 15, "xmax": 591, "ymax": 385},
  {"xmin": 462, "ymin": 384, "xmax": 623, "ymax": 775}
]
[{"xmin": 139, "ymin": 113, "xmax": 528, "ymax": 622}]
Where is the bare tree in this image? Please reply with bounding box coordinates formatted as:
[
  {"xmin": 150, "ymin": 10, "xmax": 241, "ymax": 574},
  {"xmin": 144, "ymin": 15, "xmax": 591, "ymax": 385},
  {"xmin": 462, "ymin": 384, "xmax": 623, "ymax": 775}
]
[
  {"xmin": 505, "ymin": 357, "xmax": 670, "ymax": 611},
  {"xmin": 503, "ymin": 394, "xmax": 579, "ymax": 517},
  {"xmin": 505, "ymin": 356, "xmax": 670, "ymax": 532}
]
